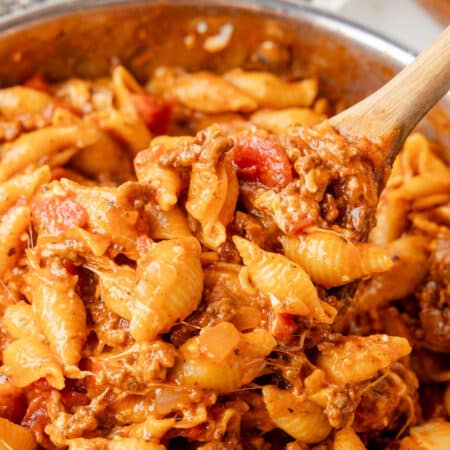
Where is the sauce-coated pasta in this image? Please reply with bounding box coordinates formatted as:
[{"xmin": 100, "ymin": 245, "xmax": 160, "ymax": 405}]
[{"xmin": 0, "ymin": 61, "xmax": 448, "ymax": 450}]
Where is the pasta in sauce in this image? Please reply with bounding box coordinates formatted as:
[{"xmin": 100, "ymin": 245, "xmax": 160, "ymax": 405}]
[{"xmin": 0, "ymin": 63, "xmax": 448, "ymax": 450}]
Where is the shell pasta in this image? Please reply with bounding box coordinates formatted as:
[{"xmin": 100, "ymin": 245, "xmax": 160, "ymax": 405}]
[{"xmin": 0, "ymin": 62, "xmax": 448, "ymax": 450}]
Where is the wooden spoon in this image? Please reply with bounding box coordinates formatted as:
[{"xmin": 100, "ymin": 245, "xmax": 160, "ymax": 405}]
[
  {"xmin": 327, "ymin": 27, "xmax": 450, "ymax": 328},
  {"xmin": 329, "ymin": 25, "xmax": 450, "ymax": 170}
]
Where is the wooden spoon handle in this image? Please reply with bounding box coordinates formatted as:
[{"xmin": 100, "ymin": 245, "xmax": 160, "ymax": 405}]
[{"xmin": 330, "ymin": 25, "xmax": 450, "ymax": 166}]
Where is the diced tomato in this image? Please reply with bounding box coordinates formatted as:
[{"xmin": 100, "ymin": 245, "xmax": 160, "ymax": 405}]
[
  {"xmin": 270, "ymin": 313, "xmax": 297, "ymax": 343},
  {"xmin": 131, "ymin": 93, "xmax": 172, "ymax": 135},
  {"xmin": 31, "ymin": 194, "xmax": 89, "ymax": 234},
  {"xmin": 23, "ymin": 74, "xmax": 52, "ymax": 94},
  {"xmin": 232, "ymin": 135, "xmax": 293, "ymax": 189}
]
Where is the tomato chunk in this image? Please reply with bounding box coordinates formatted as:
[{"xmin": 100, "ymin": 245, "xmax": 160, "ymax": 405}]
[
  {"xmin": 232, "ymin": 135, "xmax": 293, "ymax": 189},
  {"xmin": 31, "ymin": 194, "xmax": 88, "ymax": 234},
  {"xmin": 132, "ymin": 93, "xmax": 172, "ymax": 135},
  {"xmin": 270, "ymin": 313, "xmax": 297, "ymax": 342}
]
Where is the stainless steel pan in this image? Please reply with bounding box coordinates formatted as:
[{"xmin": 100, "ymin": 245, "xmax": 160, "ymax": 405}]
[{"xmin": 0, "ymin": 0, "xmax": 448, "ymax": 149}]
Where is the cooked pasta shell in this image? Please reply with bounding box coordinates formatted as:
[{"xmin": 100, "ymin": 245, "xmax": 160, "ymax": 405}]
[
  {"xmin": 94, "ymin": 66, "xmax": 152, "ymax": 154},
  {"xmin": 67, "ymin": 438, "xmax": 109, "ymax": 450},
  {"xmin": 146, "ymin": 203, "xmax": 192, "ymax": 240},
  {"xmin": 121, "ymin": 403, "xmax": 207, "ymax": 439},
  {"xmin": 50, "ymin": 103, "xmax": 81, "ymax": 127},
  {"xmin": 2, "ymin": 337, "xmax": 65, "ymax": 389},
  {"xmin": 3, "ymin": 301, "xmax": 42, "ymax": 340},
  {"xmin": 70, "ymin": 130, "xmax": 133, "ymax": 182},
  {"xmin": 419, "ymin": 349, "xmax": 450, "ymax": 383},
  {"xmin": 150, "ymin": 67, "xmax": 258, "ymax": 113},
  {"xmin": 99, "ymin": 274, "xmax": 134, "ymax": 320},
  {"xmin": 262, "ymin": 386, "xmax": 331, "ymax": 443},
  {"xmin": 0, "ymin": 86, "xmax": 52, "ymax": 119},
  {"xmin": 0, "ymin": 165, "xmax": 51, "ymax": 215},
  {"xmin": 172, "ymin": 324, "xmax": 275, "ymax": 392},
  {"xmin": 112, "ymin": 66, "xmax": 145, "ymax": 114},
  {"xmin": 109, "ymin": 439, "xmax": 166, "ymax": 450},
  {"xmin": 135, "ymin": 135, "xmax": 194, "ymax": 198},
  {"xmin": 135, "ymin": 146, "xmax": 183, "ymax": 211},
  {"xmin": 402, "ymin": 133, "xmax": 449, "ymax": 176},
  {"xmin": 54, "ymin": 77, "xmax": 104, "ymax": 113},
  {"xmin": 60, "ymin": 179, "xmax": 140, "ymax": 258},
  {"xmin": 97, "ymin": 108, "xmax": 151, "ymax": 154},
  {"xmin": 0, "ymin": 124, "xmax": 100, "ymax": 182},
  {"xmin": 369, "ymin": 193, "xmax": 409, "ymax": 245},
  {"xmin": 172, "ymin": 356, "xmax": 243, "ymax": 393},
  {"xmin": 250, "ymin": 108, "xmax": 325, "ymax": 133},
  {"xmin": 36, "ymin": 227, "xmax": 111, "ymax": 259},
  {"xmin": 395, "ymin": 173, "xmax": 450, "ymax": 200},
  {"xmin": 316, "ymin": 335, "xmax": 411, "ymax": 384},
  {"xmin": 224, "ymin": 69, "xmax": 318, "ymax": 108},
  {"xmin": 86, "ymin": 257, "xmax": 135, "ymax": 320},
  {"xmin": 187, "ymin": 153, "xmax": 238, "ymax": 249},
  {"xmin": 142, "ymin": 135, "xmax": 195, "ymax": 163},
  {"xmin": 0, "ymin": 417, "xmax": 37, "ymax": 450},
  {"xmin": 0, "ymin": 206, "xmax": 30, "ymax": 277},
  {"xmin": 189, "ymin": 113, "xmax": 251, "ymax": 134},
  {"xmin": 332, "ymin": 426, "xmax": 366, "ymax": 450},
  {"xmin": 412, "ymin": 193, "xmax": 450, "ymax": 210},
  {"xmin": 114, "ymin": 415, "xmax": 176, "ymax": 441},
  {"xmin": 233, "ymin": 236, "xmax": 336, "ymax": 324},
  {"xmin": 399, "ymin": 420, "xmax": 450, "ymax": 450},
  {"xmin": 67, "ymin": 437, "xmax": 166, "ymax": 450},
  {"xmin": 31, "ymin": 267, "xmax": 87, "ymax": 367},
  {"xmin": 204, "ymin": 262, "xmax": 256, "ymax": 299},
  {"xmin": 46, "ymin": 147, "xmax": 80, "ymax": 168},
  {"xmin": 281, "ymin": 230, "xmax": 393, "ymax": 288},
  {"xmin": 132, "ymin": 237, "xmax": 203, "ymax": 341},
  {"xmin": 419, "ymin": 142, "xmax": 450, "ymax": 176},
  {"xmin": 285, "ymin": 443, "xmax": 307, "ymax": 450},
  {"xmin": 355, "ymin": 235, "xmax": 429, "ymax": 311},
  {"xmin": 392, "ymin": 133, "xmax": 449, "ymax": 183}
]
